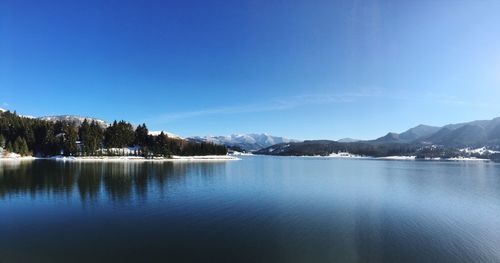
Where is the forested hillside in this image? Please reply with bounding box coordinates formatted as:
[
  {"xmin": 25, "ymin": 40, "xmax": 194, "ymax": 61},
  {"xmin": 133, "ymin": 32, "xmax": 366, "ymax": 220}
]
[{"xmin": 0, "ymin": 110, "xmax": 226, "ymax": 157}]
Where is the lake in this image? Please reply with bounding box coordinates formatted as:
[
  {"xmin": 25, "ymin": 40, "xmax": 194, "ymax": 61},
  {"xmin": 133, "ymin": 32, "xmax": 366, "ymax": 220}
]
[{"xmin": 1, "ymin": 156, "xmax": 500, "ymax": 262}]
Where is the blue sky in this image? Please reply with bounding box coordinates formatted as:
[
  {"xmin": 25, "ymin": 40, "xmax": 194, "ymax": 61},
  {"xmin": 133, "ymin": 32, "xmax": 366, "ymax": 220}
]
[{"xmin": 1, "ymin": 0, "xmax": 500, "ymax": 140}]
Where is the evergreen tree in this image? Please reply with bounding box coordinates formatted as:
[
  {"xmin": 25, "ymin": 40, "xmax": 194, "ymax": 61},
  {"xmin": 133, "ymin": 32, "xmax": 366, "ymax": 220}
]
[
  {"xmin": 0, "ymin": 134, "xmax": 5, "ymax": 148},
  {"xmin": 134, "ymin": 123, "xmax": 149, "ymax": 147},
  {"xmin": 90, "ymin": 120, "xmax": 104, "ymax": 154},
  {"xmin": 105, "ymin": 120, "xmax": 134, "ymax": 148},
  {"xmin": 0, "ymin": 110, "xmax": 228, "ymax": 157},
  {"xmin": 13, "ymin": 137, "xmax": 29, "ymax": 156},
  {"xmin": 79, "ymin": 119, "xmax": 104, "ymax": 155},
  {"xmin": 6, "ymin": 141, "xmax": 13, "ymax": 153},
  {"xmin": 155, "ymin": 132, "xmax": 170, "ymax": 157},
  {"xmin": 62, "ymin": 124, "xmax": 78, "ymax": 156}
]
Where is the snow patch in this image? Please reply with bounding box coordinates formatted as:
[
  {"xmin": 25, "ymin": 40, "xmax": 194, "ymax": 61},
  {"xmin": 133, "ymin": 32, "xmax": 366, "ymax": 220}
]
[
  {"xmin": 460, "ymin": 147, "xmax": 499, "ymax": 155},
  {"xmin": 51, "ymin": 155, "xmax": 239, "ymax": 162},
  {"xmin": 229, "ymin": 151, "xmax": 253, "ymax": 156},
  {"xmin": 378, "ymin": 156, "xmax": 417, "ymax": 160}
]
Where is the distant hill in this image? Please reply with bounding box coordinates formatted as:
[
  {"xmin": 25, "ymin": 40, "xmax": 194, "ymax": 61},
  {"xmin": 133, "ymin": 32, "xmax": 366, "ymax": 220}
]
[
  {"xmin": 256, "ymin": 117, "xmax": 500, "ymax": 158},
  {"xmin": 418, "ymin": 118, "xmax": 500, "ymax": 147},
  {"xmin": 189, "ymin": 134, "xmax": 300, "ymax": 152},
  {"xmin": 368, "ymin": 118, "xmax": 500, "ymax": 147},
  {"xmin": 257, "ymin": 140, "xmax": 342, "ymax": 156},
  {"xmin": 337, "ymin": 138, "xmax": 360, "ymax": 143},
  {"xmin": 372, "ymin": 124, "xmax": 441, "ymax": 144}
]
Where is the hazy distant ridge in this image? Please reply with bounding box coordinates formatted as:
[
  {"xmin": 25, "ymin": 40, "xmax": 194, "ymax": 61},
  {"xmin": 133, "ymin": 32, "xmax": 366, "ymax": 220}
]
[{"xmin": 189, "ymin": 134, "xmax": 300, "ymax": 151}]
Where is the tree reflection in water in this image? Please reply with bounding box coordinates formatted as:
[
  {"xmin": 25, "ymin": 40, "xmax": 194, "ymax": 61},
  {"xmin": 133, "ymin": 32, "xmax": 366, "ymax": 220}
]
[{"xmin": 0, "ymin": 160, "xmax": 227, "ymax": 206}]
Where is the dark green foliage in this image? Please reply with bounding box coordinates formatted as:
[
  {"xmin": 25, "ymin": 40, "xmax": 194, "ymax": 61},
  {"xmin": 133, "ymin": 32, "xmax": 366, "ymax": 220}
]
[
  {"xmin": 415, "ymin": 146, "xmax": 460, "ymax": 159},
  {"xmin": 227, "ymin": 145, "xmax": 246, "ymax": 153},
  {"xmin": 6, "ymin": 141, "xmax": 13, "ymax": 152},
  {"xmin": 105, "ymin": 121, "xmax": 135, "ymax": 148},
  {"xmin": 253, "ymin": 140, "xmax": 398, "ymax": 157},
  {"xmin": 62, "ymin": 123, "xmax": 78, "ymax": 156},
  {"xmin": 13, "ymin": 137, "xmax": 30, "ymax": 156},
  {"xmin": 79, "ymin": 120, "xmax": 104, "ymax": 155},
  {"xmin": 0, "ymin": 134, "xmax": 5, "ymax": 148},
  {"xmin": 154, "ymin": 132, "xmax": 171, "ymax": 157},
  {"xmin": 0, "ymin": 110, "xmax": 227, "ymax": 157},
  {"xmin": 134, "ymin": 124, "xmax": 149, "ymax": 147},
  {"xmin": 179, "ymin": 141, "xmax": 227, "ymax": 156}
]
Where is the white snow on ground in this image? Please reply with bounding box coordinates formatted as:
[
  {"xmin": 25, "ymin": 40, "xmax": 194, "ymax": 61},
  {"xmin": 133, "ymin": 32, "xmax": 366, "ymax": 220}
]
[
  {"xmin": 229, "ymin": 151, "xmax": 254, "ymax": 156},
  {"xmin": 51, "ymin": 155, "xmax": 239, "ymax": 162},
  {"xmin": 328, "ymin": 152, "xmax": 366, "ymax": 158},
  {"xmin": 378, "ymin": 156, "xmax": 489, "ymax": 161},
  {"xmin": 297, "ymin": 152, "xmax": 368, "ymax": 159},
  {"xmin": 446, "ymin": 157, "xmax": 489, "ymax": 161},
  {"xmin": 103, "ymin": 147, "xmax": 140, "ymax": 155},
  {"xmin": 170, "ymin": 155, "xmax": 240, "ymax": 161},
  {"xmin": 0, "ymin": 152, "xmax": 37, "ymax": 161},
  {"xmin": 378, "ymin": 156, "xmax": 417, "ymax": 160},
  {"xmin": 460, "ymin": 147, "xmax": 499, "ymax": 155}
]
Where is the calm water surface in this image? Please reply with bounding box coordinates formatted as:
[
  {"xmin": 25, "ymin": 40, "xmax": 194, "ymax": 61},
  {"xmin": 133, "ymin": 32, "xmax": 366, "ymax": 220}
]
[{"xmin": 1, "ymin": 156, "xmax": 500, "ymax": 262}]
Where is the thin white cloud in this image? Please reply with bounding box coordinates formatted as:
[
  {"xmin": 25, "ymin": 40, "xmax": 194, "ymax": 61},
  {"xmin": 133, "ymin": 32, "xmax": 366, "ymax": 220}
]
[{"xmin": 147, "ymin": 89, "xmax": 381, "ymax": 124}]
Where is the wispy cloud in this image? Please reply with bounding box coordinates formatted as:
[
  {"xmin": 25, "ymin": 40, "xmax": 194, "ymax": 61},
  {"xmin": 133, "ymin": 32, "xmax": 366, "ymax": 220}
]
[{"xmin": 147, "ymin": 89, "xmax": 381, "ymax": 124}]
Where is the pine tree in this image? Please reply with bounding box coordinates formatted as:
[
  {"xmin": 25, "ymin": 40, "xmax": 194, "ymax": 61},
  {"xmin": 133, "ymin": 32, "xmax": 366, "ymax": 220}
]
[
  {"xmin": 0, "ymin": 134, "xmax": 5, "ymax": 148},
  {"xmin": 62, "ymin": 124, "xmax": 78, "ymax": 156},
  {"xmin": 19, "ymin": 137, "xmax": 29, "ymax": 156},
  {"xmin": 155, "ymin": 132, "xmax": 170, "ymax": 157},
  {"xmin": 13, "ymin": 137, "xmax": 29, "ymax": 156},
  {"xmin": 134, "ymin": 123, "xmax": 149, "ymax": 147},
  {"xmin": 6, "ymin": 141, "xmax": 13, "ymax": 153}
]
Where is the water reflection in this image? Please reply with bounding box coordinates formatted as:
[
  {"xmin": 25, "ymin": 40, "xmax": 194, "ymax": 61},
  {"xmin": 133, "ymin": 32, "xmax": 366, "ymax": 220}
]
[
  {"xmin": 2, "ymin": 158, "xmax": 500, "ymax": 262},
  {"xmin": 0, "ymin": 160, "xmax": 227, "ymax": 206}
]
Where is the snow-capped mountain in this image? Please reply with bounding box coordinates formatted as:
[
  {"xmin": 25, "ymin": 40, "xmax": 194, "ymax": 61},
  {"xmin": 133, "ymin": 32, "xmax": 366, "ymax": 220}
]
[
  {"xmin": 189, "ymin": 133, "xmax": 300, "ymax": 151},
  {"xmin": 0, "ymin": 108, "xmax": 6, "ymax": 112},
  {"xmin": 38, "ymin": 115, "xmax": 108, "ymax": 128}
]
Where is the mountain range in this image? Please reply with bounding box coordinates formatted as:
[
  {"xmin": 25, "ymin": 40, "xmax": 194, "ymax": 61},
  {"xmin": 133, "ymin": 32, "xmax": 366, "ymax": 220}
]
[
  {"xmin": 369, "ymin": 117, "xmax": 500, "ymax": 147},
  {"xmin": 256, "ymin": 117, "xmax": 500, "ymax": 157},
  {"xmin": 4, "ymin": 109, "xmax": 500, "ymax": 156},
  {"xmin": 2, "ymin": 110, "xmax": 294, "ymax": 150},
  {"xmin": 188, "ymin": 134, "xmax": 300, "ymax": 152}
]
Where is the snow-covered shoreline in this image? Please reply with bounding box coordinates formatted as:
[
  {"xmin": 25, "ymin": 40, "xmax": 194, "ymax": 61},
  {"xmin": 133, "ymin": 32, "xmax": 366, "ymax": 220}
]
[
  {"xmin": 0, "ymin": 153, "xmax": 492, "ymax": 163},
  {"xmin": 52, "ymin": 155, "xmax": 240, "ymax": 162},
  {"xmin": 0, "ymin": 155, "xmax": 240, "ymax": 162},
  {"xmin": 378, "ymin": 156, "xmax": 417, "ymax": 160},
  {"xmin": 292, "ymin": 154, "xmax": 492, "ymax": 162},
  {"xmin": 377, "ymin": 156, "xmax": 490, "ymax": 161}
]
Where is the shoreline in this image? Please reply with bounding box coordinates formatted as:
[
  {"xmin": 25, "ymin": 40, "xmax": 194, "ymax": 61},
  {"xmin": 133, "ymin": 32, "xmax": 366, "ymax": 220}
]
[
  {"xmin": 0, "ymin": 155, "xmax": 240, "ymax": 162},
  {"xmin": 0, "ymin": 154, "xmax": 492, "ymax": 163},
  {"xmin": 291, "ymin": 154, "xmax": 492, "ymax": 162}
]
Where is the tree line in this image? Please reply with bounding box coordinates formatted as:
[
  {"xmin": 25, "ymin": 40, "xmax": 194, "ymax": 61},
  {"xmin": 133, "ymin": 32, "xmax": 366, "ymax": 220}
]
[{"xmin": 0, "ymin": 110, "xmax": 227, "ymax": 157}]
